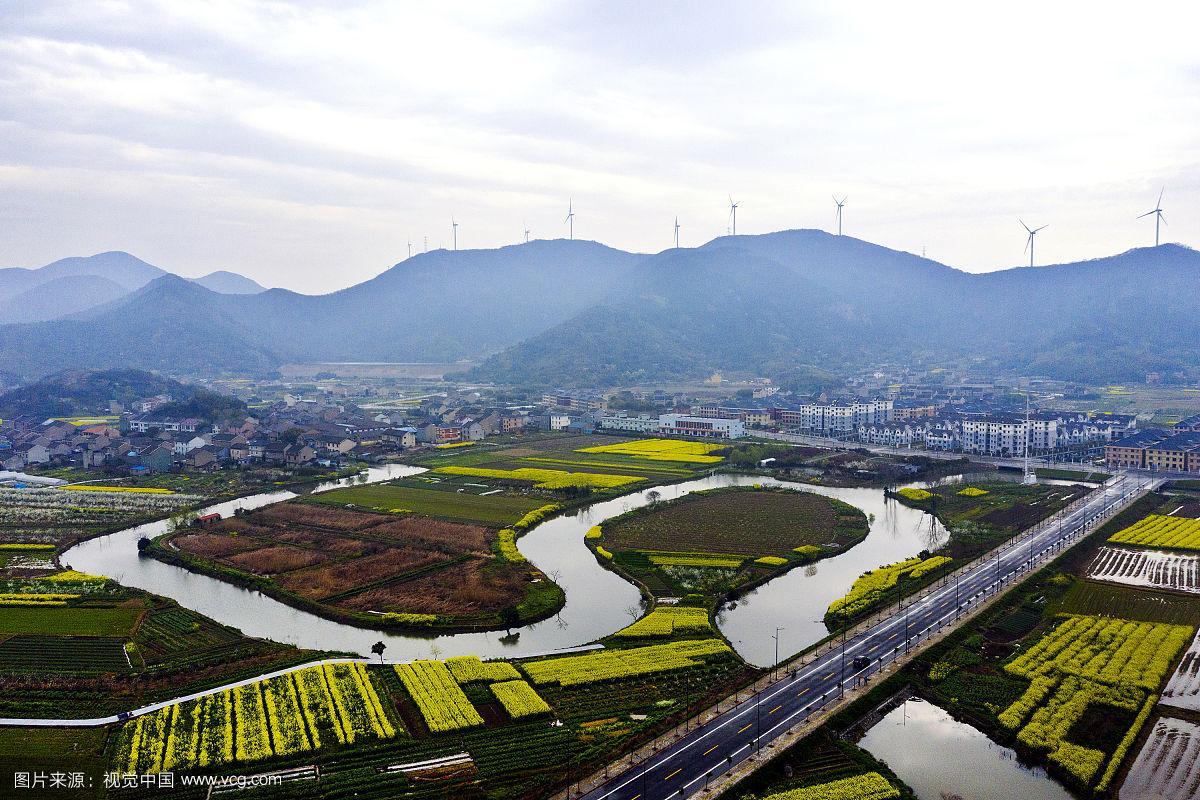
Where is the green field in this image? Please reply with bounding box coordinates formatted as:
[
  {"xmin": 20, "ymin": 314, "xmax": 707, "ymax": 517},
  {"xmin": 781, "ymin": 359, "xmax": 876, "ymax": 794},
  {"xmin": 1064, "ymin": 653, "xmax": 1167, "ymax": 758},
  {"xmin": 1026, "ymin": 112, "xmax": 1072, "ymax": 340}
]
[
  {"xmin": 307, "ymin": 482, "xmax": 545, "ymax": 525},
  {"xmin": 0, "ymin": 606, "xmax": 143, "ymax": 637},
  {"xmin": 0, "ymin": 634, "xmax": 131, "ymax": 673},
  {"xmin": 1051, "ymin": 580, "xmax": 1200, "ymax": 625}
]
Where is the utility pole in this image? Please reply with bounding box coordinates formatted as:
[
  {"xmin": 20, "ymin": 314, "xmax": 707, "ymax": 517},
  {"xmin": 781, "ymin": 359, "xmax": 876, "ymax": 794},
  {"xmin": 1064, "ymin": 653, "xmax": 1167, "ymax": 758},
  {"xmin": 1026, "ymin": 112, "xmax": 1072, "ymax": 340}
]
[
  {"xmin": 772, "ymin": 626, "xmax": 785, "ymax": 682},
  {"xmin": 839, "ymin": 629, "xmax": 847, "ymax": 699}
]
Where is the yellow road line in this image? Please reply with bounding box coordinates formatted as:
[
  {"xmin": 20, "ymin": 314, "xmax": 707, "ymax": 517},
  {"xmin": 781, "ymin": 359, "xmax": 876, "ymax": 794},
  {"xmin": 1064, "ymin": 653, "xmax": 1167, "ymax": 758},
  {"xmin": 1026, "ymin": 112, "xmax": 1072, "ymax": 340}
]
[
  {"xmin": 737, "ymin": 723, "xmax": 752, "ymax": 734},
  {"xmin": 769, "ymin": 704, "xmax": 782, "ymax": 715},
  {"xmin": 703, "ymin": 744, "xmax": 719, "ymax": 756},
  {"xmin": 663, "ymin": 768, "xmax": 682, "ymax": 781}
]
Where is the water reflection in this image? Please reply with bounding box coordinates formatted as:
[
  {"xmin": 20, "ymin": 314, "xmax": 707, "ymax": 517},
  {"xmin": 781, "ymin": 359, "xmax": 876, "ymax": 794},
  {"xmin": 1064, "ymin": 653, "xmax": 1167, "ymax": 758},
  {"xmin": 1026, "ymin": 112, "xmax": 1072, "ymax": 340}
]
[{"xmin": 859, "ymin": 698, "xmax": 1074, "ymax": 800}]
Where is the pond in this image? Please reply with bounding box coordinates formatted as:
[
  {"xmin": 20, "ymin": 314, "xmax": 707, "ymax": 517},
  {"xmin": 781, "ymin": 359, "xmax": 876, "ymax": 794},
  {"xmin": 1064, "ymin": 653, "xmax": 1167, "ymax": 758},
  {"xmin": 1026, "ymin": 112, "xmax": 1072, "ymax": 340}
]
[
  {"xmin": 62, "ymin": 468, "xmax": 946, "ymax": 666},
  {"xmin": 858, "ymin": 697, "xmax": 1076, "ymax": 800}
]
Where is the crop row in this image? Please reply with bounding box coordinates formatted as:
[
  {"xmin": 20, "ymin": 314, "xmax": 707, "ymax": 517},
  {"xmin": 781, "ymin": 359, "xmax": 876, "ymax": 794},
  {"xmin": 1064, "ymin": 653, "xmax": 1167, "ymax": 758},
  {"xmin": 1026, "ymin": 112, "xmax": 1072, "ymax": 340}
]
[
  {"xmin": 1004, "ymin": 614, "xmax": 1193, "ymax": 690},
  {"xmin": 613, "ymin": 606, "xmax": 711, "ymax": 638},
  {"xmin": 490, "ymin": 680, "xmax": 551, "ymax": 719},
  {"xmin": 521, "ymin": 639, "xmax": 730, "ymax": 686},
  {"xmin": 112, "ymin": 663, "xmax": 400, "ymax": 774},
  {"xmin": 395, "ymin": 660, "xmax": 484, "ymax": 733},
  {"xmin": 1088, "ymin": 545, "xmax": 1200, "ymax": 594},
  {"xmin": 762, "ymin": 771, "xmax": 899, "ymax": 800},
  {"xmin": 825, "ymin": 556, "xmax": 952, "ymax": 620},
  {"xmin": 434, "ymin": 466, "xmax": 644, "ymax": 490},
  {"xmin": 444, "ymin": 655, "xmax": 520, "ymax": 683},
  {"xmin": 1108, "ymin": 513, "xmax": 1200, "ymax": 551}
]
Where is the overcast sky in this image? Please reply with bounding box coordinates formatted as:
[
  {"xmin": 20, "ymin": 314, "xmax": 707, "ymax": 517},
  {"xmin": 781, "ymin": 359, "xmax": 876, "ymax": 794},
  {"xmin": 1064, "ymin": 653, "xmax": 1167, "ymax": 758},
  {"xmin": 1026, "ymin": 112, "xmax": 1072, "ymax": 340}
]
[{"xmin": 2, "ymin": 1, "xmax": 1198, "ymax": 293}]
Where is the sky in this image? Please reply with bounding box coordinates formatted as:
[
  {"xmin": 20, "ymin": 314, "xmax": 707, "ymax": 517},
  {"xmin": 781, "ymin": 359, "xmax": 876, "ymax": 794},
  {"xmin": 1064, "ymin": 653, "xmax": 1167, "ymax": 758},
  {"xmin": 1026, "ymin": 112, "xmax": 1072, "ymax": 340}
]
[{"xmin": 1, "ymin": 1, "xmax": 1199, "ymax": 293}]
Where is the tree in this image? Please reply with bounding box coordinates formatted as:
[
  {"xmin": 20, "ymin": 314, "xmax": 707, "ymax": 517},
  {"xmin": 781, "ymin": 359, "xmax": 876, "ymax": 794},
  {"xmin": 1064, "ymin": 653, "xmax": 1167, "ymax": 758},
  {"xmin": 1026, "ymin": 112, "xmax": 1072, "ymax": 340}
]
[
  {"xmin": 500, "ymin": 606, "xmax": 521, "ymax": 634},
  {"xmin": 370, "ymin": 641, "xmax": 386, "ymax": 664},
  {"xmin": 646, "ymin": 490, "xmax": 662, "ymax": 505}
]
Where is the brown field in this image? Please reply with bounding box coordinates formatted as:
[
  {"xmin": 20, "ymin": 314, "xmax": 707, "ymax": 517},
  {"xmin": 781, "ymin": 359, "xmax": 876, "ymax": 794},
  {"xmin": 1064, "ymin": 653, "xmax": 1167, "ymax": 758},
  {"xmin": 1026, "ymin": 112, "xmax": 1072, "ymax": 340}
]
[
  {"xmin": 222, "ymin": 545, "xmax": 331, "ymax": 575},
  {"xmin": 169, "ymin": 501, "xmax": 540, "ymax": 620},
  {"xmin": 275, "ymin": 549, "xmax": 447, "ymax": 600},
  {"xmin": 335, "ymin": 559, "xmax": 528, "ymax": 615},
  {"xmin": 171, "ymin": 532, "xmax": 263, "ymax": 559}
]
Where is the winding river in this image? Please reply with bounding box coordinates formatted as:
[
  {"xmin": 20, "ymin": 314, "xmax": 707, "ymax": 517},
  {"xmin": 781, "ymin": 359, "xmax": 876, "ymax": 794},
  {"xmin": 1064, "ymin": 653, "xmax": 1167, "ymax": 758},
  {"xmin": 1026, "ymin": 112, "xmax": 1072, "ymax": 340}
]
[{"xmin": 62, "ymin": 466, "xmax": 947, "ymax": 667}]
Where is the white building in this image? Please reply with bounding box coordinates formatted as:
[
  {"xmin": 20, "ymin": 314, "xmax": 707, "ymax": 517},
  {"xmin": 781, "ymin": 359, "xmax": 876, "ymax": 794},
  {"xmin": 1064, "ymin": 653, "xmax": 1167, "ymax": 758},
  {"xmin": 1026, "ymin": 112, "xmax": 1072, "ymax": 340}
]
[
  {"xmin": 961, "ymin": 416, "xmax": 1057, "ymax": 457},
  {"xmin": 658, "ymin": 414, "xmax": 745, "ymax": 439},
  {"xmin": 777, "ymin": 400, "xmax": 892, "ymax": 434},
  {"xmin": 598, "ymin": 414, "xmax": 662, "ymax": 433},
  {"xmin": 858, "ymin": 423, "xmax": 915, "ymax": 447}
]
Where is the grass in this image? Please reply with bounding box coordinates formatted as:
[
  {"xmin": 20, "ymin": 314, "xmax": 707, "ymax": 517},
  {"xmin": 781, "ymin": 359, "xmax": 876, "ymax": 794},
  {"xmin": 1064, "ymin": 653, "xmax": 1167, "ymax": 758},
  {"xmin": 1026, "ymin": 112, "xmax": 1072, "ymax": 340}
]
[
  {"xmin": 1051, "ymin": 580, "xmax": 1200, "ymax": 625},
  {"xmin": 0, "ymin": 606, "xmax": 143, "ymax": 637},
  {"xmin": 602, "ymin": 487, "xmax": 867, "ymax": 558},
  {"xmin": 306, "ymin": 482, "xmax": 545, "ymax": 525}
]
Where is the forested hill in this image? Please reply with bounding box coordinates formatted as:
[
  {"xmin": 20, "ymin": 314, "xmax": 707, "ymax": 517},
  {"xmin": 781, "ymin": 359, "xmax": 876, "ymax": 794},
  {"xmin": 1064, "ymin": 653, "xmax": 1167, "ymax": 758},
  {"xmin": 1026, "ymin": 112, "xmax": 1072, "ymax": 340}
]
[
  {"xmin": 470, "ymin": 232, "xmax": 1200, "ymax": 387},
  {"xmin": 0, "ymin": 369, "xmax": 244, "ymax": 420}
]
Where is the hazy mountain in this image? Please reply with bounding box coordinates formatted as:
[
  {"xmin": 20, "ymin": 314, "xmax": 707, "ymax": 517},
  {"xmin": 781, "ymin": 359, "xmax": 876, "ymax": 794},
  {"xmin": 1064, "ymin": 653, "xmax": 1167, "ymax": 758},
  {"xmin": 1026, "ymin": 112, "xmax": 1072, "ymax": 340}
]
[
  {"xmin": 0, "ymin": 251, "xmax": 167, "ymax": 305},
  {"xmin": 471, "ymin": 232, "xmax": 1200, "ymax": 386},
  {"xmin": 193, "ymin": 270, "xmax": 266, "ymax": 294},
  {"xmin": 0, "ymin": 274, "xmax": 130, "ymax": 323},
  {"xmin": 4, "ymin": 233, "xmax": 1196, "ymax": 385},
  {"xmin": 0, "ymin": 252, "xmax": 277, "ymax": 324},
  {"xmin": 0, "ymin": 240, "xmax": 643, "ymax": 378}
]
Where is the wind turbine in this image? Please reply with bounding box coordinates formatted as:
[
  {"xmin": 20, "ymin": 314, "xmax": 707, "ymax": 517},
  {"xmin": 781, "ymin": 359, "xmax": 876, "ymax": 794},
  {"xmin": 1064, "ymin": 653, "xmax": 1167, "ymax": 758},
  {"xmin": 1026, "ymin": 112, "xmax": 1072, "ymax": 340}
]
[
  {"xmin": 565, "ymin": 199, "xmax": 575, "ymax": 240},
  {"xmin": 407, "ymin": 240, "xmax": 412, "ymax": 260},
  {"xmin": 1020, "ymin": 219, "xmax": 1047, "ymax": 267},
  {"xmin": 728, "ymin": 197, "xmax": 739, "ymax": 236},
  {"xmin": 673, "ymin": 216, "xmax": 681, "ymax": 248},
  {"xmin": 833, "ymin": 195, "xmax": 847, "ymax": 236},
  {"xmin": 1137, "ymin": 188, "xmax": 1167, "ymax": 247},
  {"xmin": 523, "ymin": 222, "xmax": 530, "ymax": 243},
  {"xmin": 452, "ymin": 217, "xmax": 459, "ymax": 251}
]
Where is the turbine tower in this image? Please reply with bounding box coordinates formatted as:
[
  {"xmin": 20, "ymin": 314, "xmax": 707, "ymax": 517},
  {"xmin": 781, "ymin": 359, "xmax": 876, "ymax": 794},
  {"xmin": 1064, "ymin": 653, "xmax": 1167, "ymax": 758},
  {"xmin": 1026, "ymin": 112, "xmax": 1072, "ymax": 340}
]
[
  {"xmin": 452, "ymin": 218, "xmax": 458, "ymax": 251},
  {"xmin": 728, "ymin": 197, "xmax": 739, "ymax": 236},
  {"xmin": 1020, "ymin": 219, "xmax": 1048, "ymax": 267},
  {"xmin": 833, "ymin": 195, "xmax": 847, "ymax": 236},
  {"xmin": 1137, "ymin": 188, "xmax": 1167, "ymax": 247},
  {"xmin": 674, "ymin": 216, "xmax": 680, "ymax": 248},
  {"xmin": 565, "ymin": 199, "xmax": 575, "ymax": 240},
  {"xmin": 523, "ymin": 222, "xmax": 530, "ymax": 243},
  {"xmin": 407, "ymin": 240, "xmax": 412, "ymax": 260}
]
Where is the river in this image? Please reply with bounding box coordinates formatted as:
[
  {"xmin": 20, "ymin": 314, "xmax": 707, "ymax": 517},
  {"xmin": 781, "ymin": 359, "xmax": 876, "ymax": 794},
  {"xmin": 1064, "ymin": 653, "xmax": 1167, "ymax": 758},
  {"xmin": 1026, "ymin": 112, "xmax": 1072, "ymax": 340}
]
[{"xmin": 62, "ymin": 467, "xmax": 947, "ymax": 666}]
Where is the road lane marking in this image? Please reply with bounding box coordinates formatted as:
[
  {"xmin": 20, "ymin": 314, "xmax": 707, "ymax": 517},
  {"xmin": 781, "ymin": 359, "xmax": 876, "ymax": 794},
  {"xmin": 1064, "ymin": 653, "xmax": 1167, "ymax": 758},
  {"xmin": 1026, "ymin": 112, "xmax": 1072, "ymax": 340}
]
[
  {"xmin": 663, "ymin": 768, "xmax": 681, "ymax": 781},
  {"xmin": 769, "ymin": 704, "xmax": 782, "ymax": 715},
  {"xmin": 737, "ymin": 723, "xmax": 752, "ymax": 734},
  {"xmin": 703, "ymin": 744, "xmax": 719, "ymax": 756},
  {"xmin": 797, "ymin": 687, "xmax": 809, "ymax": 696}
]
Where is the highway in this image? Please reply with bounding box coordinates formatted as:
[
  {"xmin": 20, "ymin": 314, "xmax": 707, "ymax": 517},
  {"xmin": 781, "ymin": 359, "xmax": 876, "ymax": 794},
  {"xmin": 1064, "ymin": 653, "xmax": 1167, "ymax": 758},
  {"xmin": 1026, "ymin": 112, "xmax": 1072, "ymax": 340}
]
[{"xmin": 577, "ymin": 472, "xmax": 1151, "ymax": 800}]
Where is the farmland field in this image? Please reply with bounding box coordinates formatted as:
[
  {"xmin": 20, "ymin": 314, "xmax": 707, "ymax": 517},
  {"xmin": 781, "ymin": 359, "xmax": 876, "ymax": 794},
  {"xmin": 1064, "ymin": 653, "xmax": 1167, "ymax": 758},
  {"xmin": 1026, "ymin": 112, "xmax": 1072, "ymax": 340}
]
[
  {"xmin": 306, "ymin": 481, "xmax": 546, "ymax": 525},
  {"xmin": 601, "ymin": 487, "xmax": 866, "ymax": 558},
  {"xmin": 1108, "ymin": 513, "xmax": 1200, "ymax": 552},
  {"xmin": 0, "ymin": 605, "xmax": 143, "ymax": 636},
  {"xmin": 1162, "ymin": 630, "xmax": 1200, "ymax": 711},
  {"xmin": 1119, "ymin": 716, "xmax": 1200, "ymax": 800},
  {"xmin": 595, "ymin": 487, "xmax": 868, "ymax": 599},
  {"xmin": 1051, "ymin": 580, "xmax": 1200, "ymax": 625},
  {"xmin": 1087, "ymin": 545, "xmax": 1200, "ymax": 593},
  {"xmin": 0, "ymin": 634, "xmax": 130, "ymax": 673},
  {"xmin": 159, "ymin": 500, "xmax": 562, "ymax": 631}
]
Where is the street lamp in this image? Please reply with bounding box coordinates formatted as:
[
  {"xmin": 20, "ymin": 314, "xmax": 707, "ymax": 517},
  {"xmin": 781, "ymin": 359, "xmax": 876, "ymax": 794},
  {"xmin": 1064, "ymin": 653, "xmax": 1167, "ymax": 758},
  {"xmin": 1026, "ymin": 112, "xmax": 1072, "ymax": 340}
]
[{"xmin": 772, "ymin": 626, "xmax": 785, "ymax": 682}]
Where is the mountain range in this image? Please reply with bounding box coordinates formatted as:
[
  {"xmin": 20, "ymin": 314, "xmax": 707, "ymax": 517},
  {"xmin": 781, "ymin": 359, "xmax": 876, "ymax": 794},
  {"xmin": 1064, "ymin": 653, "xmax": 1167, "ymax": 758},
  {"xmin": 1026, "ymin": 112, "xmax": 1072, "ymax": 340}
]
[
  {"xmin": 0, "ymin": 252, "xmax": 266, "ymax": 323},
  {"xmin": 1, "ymin": 232, "xmax": 1197, "ymax": 387}
]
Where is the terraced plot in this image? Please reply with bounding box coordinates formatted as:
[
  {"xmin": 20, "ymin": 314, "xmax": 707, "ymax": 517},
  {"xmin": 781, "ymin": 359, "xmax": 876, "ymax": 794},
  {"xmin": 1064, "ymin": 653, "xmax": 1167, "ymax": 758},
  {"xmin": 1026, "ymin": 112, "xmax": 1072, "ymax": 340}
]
[
  {"xmin": 0, "ymin": 634, "xmax": 130, "ymax": 673},
  {"xmin": 1162, "ymin": 630, "xmax": 1200, "ymax": 712},
  {"xmin": 1088, "ymin": 546, "xmax": 1200, "ymax": 594},
  {"xmin": 1120, "ymin": 717, "xmax": 1200, "ymax": 800}
]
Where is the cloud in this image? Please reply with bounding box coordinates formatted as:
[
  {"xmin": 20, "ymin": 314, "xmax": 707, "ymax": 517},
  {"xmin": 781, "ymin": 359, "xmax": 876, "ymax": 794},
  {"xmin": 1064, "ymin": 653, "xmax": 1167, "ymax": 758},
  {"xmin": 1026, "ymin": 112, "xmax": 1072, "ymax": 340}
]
[{"xmin": 0, "ymin": 0, "xmax": 1198, "ymax": 291}]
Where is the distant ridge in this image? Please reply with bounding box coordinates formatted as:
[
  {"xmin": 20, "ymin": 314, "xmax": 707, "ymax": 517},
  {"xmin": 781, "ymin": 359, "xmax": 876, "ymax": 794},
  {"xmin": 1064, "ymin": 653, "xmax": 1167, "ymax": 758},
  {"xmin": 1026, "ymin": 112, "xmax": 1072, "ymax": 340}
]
[{"xmin": 0, "ymin": 234, "xmax": 1196, "ymax": 386}]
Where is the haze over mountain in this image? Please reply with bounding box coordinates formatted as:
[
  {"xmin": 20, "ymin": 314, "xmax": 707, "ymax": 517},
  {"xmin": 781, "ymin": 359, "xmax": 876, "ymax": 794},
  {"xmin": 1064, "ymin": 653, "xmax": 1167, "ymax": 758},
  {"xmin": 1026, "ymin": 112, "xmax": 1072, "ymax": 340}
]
[
  {"xmin": 0, "ymin": 252, "xmax": 269, "ymax": 323},
  {"xmin": 192, "ymin": 271, "xmax": 266, "ymax": 294},
  {"xmin": 0, "ymin": 240, "xmax": 641, "ymax": 378},
  {"xmin": 0, "ymin": 233, "xmax": 1196, "ymax": 386}
]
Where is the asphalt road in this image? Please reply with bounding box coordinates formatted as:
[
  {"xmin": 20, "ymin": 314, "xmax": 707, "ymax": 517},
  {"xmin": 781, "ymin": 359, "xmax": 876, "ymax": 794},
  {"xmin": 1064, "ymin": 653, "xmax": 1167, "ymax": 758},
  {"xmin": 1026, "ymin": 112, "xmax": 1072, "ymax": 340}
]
[{"xmin": 579, "ymin": 473, "xmax": 1150, "ymax": 800}]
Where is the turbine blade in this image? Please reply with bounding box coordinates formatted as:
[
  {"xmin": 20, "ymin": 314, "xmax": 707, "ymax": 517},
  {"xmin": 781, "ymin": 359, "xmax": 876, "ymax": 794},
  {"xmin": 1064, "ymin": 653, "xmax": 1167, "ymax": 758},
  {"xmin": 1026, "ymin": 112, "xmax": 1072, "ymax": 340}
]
[
  {"xmin": 1158, "ymin": 186, "xmax": 1165, "ymax": 206},
  {"xmin": 1024, "ymin": 235, "xmax": 1031, "ymax": 254},
  {"xmin": 1137, "ymin": 210, "xmax": 1156, "ymax": 218},
  {"xmin": 1019, "ymin": 219, "xmax": 1031, "ymax": 232},
  {"xmin": 1035, "ymin": 224, "xmax": 1048, "ymax": 233},
  {"xmin": 1159, "ymin": 212, "xmax": 1167, "ymax": 226}
]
